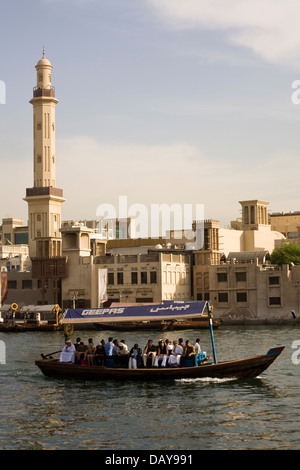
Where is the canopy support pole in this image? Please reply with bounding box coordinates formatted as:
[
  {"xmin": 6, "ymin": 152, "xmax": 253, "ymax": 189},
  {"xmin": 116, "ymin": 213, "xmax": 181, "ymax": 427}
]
[{"xmin": 207, "ymin": 301, "xmax": 217, "ymax": 364}]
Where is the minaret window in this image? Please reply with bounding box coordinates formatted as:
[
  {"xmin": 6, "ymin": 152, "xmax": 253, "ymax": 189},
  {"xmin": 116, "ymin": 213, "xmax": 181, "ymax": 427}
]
[{"xmin": 37, "ymin": 123, "xmax": 41, "ymax": 130}]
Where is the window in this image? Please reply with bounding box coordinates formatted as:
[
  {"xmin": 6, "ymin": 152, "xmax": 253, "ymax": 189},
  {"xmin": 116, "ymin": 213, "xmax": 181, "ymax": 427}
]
[
  {"xmin": 236, "ymin": 272, "xmax": 246, "ymax": 282},
  {"xmin": 217, "ymin": 272, "xmax": 227, "ymax": 283},
  {"xmin": 117, "ymin": 272, "xmax": 123, "ymax": 285},
  {"xmin": 218, "ymin": 292, "xmax": 228, "ymax": 302},
  {"xmin": 141, "ymin": 272, "xmax": 147, "ymax": 284},
  {"xmin": 131, "ymin": 272, "xmax": 138, "ymax": 284},
  {"xmin": 107, "ymin": 273, "xmax": 114, "ymax": 285},
  {"xmin": 4, "ymin": 233, "xmax": 11, "ymax": 245},
  {"xmin": 269, "ymin": 297, "xmax": 281, "ymax": 306},
  {"xmin": 237, "ymin": 292, "xmax": 247, "ymax": 302},
  {"xmin": 269, "ymin": 276, "xmax": 280, "ymax": 285},
  {"xmin": 8, "ymin": 280, "xmax": 17, "ymax": 289},
  {"xmin": 22, "ymin": 280, "xmax": 32, "ymax": 289},
  {"xmin": 150, "ymin": 271, "xmax": 157, "ymax": 284},
  {"xmin": 38, "ymin": 279, "xmax": 48, "ymax": 289}
]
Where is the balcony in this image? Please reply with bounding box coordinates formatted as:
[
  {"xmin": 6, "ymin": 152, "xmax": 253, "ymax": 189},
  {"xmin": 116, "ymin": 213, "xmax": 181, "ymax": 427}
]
[
  {"xmin": 33, "ymin": 86, "xmax": 55, "ymax": 98},
  {"xmin": 26, "ymin": 187, "xmax": 63, "ymax": 198}
]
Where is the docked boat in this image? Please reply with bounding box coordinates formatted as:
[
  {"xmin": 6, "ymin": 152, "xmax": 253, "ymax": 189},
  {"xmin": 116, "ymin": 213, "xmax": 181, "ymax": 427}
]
[
  {"xmin": 35, "ymin": 301, "xmax": 285, "ymax": 381},
  {"xmin": 0, "ymin": 304, "xmax": 61, "ymax": 332},
  {"xmin": 93, "ymin": 318, "xmax": 222, "ymax": 331}
]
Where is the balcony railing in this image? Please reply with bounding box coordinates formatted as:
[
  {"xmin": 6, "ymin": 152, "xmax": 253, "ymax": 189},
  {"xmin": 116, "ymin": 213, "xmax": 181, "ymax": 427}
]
[
  {"xmin": 26, "ymin": 187, "xmax": 63, "ymax": 198},
  {"xmin": 33, "ymin": 86, "xmax": 55, "ymax": 98}
]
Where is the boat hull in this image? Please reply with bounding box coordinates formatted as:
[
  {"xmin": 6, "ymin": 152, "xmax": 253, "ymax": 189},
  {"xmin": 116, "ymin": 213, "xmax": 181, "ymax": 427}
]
[
  {"xmin": 35, "ymin": 346, "xmax": 284, "ymax": 381},
  {"xmin": 0, "ymin": 323, "xmax": 60, "ymax": 332}
]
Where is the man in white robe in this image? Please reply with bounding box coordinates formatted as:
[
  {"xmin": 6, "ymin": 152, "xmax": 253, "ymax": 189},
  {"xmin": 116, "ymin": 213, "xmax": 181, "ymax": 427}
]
[
  {"xmin": 59, "ymin": 339, "xmax": 76, "ymax": 363},
  {"xmin": 168, "ymin": 341, "xmax": 183, "ymax": 367}
]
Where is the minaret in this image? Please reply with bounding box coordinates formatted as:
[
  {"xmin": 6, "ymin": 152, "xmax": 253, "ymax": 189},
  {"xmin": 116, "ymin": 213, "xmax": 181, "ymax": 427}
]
[{"xmin": 24, "ymin": 50, "xmax": 65, "ymax": 259}]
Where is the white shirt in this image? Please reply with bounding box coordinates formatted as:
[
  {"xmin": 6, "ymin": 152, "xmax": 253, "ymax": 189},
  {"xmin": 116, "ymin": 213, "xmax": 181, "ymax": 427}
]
[{"xmin": 171, "ymin": 345, "xmax": 183, "ymax": 356}]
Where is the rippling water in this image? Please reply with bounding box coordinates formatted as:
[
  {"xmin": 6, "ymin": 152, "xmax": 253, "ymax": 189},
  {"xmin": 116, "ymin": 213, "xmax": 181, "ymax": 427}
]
[{"xmin": 0, "ymin": 325, "xmax": 300, "ymax": 450}]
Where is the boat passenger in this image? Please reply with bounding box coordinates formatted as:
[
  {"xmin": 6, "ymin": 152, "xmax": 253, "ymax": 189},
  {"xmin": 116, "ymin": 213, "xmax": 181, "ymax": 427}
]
[
  {"xmin": 75, "ymin": 341, "xmax": 88, "ymax": 364},
  {"xmin": 168, "ymin": 340, "xmax": 183, "ymax": 368},
  {"xmin": 104, "ymin": 337, "xmax": 114, "ymax": 357},
  {"xmin": 118, "ymin": 340, "xmax": 130, "ymax": 368},
  {"xmin": 59, "ymin": 338, "xmax": 76, "ymax": 363},
  {"xmin": 165, "ymin": 339, "xmax": 173, "ymax": 356},
  {"xmin": 183, "ymin": 340, "xmax": 196, "ymax": 365},
  {"xmin": 113, "ymin": 339, "xmax": 120, "ymax": 354},
  {"xmin": 74, "ymin": 337, "xmax": 82, "ymax": 351},
  {"xmin": 178, "ymin": 338, "xmax": 185, "ymax": 350},
  {"xmin": 154, "ymin": 340, "xmax": 168, "ymax": 367},
  {"xmin": 128, "ymin": 344, "xmax": 142, "ymax": 369},
  {"xmin": 94, "ymin": 343, "xmax": 105, "ymax": 366},
  {"xmin": 86, "ymin": 338, "xmax": 96, "ymax": 366},
  {"xmin": 143, "ymin": 339, "xmax": 157, "ymax": 367},
  {"xmin": 194, "ymin": 338, "xmax": 201, "ymax": 354}
]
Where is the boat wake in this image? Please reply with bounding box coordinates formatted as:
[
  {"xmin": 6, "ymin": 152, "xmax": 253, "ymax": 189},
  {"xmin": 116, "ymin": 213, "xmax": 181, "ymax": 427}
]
[{"xmin": 176, "ymin": 377, "xmax": 237, "ymax": 384}]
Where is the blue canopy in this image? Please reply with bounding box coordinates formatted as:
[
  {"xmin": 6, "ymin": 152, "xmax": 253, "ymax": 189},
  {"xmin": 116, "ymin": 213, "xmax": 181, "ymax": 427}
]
[{"xmin": 60, "ymin": 301, "xmax": 208, "ymax": 324}]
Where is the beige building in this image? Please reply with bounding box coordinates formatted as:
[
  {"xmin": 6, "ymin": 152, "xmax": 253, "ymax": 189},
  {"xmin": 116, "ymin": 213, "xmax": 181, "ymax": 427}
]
[
  {"xmin": 270, "ymin": 211, "xmax": 300, "ymax": 243},
  {"xmin": 60, "ymin": 222, "xmax": 191, "ymax": 308},
  {"xmin": 95, "ymin": 250, "xmax": 191, "ymax": 305},
  {"xmin": 208, "ymin": 255, "xmax": 300, "ymax": 323},
  {"xmin": 193, "ymin": 200, "xmax": 285, "ymax": 302}
]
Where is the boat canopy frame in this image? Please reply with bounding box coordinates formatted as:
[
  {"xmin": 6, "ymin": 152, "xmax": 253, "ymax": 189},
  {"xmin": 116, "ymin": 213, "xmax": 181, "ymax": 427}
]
[{"xmin": 60, "ymin": 300, "xmax": 218, "ymax": 364}]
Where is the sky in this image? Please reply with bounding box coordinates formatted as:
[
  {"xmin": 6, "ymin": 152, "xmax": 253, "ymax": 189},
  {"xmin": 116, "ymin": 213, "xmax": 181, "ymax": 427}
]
[{"xmin": 1, "ymin": 0, "xmax": 300, "ymax": 234}]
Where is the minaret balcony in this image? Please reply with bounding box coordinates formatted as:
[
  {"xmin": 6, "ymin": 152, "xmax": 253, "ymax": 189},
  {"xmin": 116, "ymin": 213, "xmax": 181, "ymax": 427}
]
[
  {"xmin": 33, "ymin": 86, "xmax": 55, "ymax": 98},
  {"xmin": 26, "ymin": 186, "xmax": 63, "ymax": 198}
]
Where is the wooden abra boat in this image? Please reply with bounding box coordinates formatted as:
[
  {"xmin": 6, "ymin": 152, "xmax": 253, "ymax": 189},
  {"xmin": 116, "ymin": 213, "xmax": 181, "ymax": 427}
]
[
  {"xmin": 36, "ymin": 301, "xmax": 285, "ymax": 381},
  {"xmin": 0, "ymin": 304, "xmax": 61, "ymax": 332},
  {"xmin": 35, "ymin": 346, "xmax": 285, "ymax": 381}
]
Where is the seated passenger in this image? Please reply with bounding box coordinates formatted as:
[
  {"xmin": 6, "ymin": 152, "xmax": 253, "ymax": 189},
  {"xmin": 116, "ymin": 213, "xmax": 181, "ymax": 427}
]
[
  {"xmin": 168, "ymin": 340, "xmax": 183, "ymax": 368},
  {"xmin": 86, "ymin": 338, "xmax": 96, "ymax": 366},
  {"xmin": 165, "ymin": 339, "xmax": 173, "ymax": 356},
  {"xmin": 104, "ymin": 337, "xmax": 114, "ymax": 357},
  {"xmin": 118, "ymin": 340, "xmax": 130, "ymax": 368},
  {"xmin": 143, "ymin": 339, "xmax": 157, "ymax": 367},
  {"xmin": 154, "ymin": 340, "xmax": 168, "ymax": 367},
  {"xmin": 94, "ymin": 343, "xmax": 105, "ymax": 366},
  {"xmin": 75, "ymin": 341, "xmax": 88, "ymax": 364},
  {"xmin": 183, "ymin": 340, "xmax": 196, "ymax": 364},
  {"xmin": 194, "ymin": 338, "xmax": 201, "ymax": 354},
  {"xmin": 59, "ymin": 339, "xmax": 76, "ymax": 363},
  {"xmin": 74, "ymin": 337, "xmax": 82, "ymax": 351},
  {"xmin": 129, "ymin": 344, "xmax": 142, "ymax": 369}
]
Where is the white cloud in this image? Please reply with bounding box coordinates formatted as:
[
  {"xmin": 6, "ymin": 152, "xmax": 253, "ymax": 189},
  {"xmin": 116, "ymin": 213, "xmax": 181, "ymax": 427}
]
[
  {"xmin": 147, "ymin": 0, "xmax": 300, "ymax": 64},
  {"xmin": 1, "ymin": 135, "xmax": 300, "ymax": 229},
  {"xmin": 56, "ymin": 136, "xmax": 300, "ymax": 225}
]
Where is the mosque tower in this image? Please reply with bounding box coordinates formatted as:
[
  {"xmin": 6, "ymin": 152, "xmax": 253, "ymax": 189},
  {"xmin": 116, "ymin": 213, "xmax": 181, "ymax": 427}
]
[{"xmin": 24, "ymin": 50, "xmax": 65, "ymax": 259}]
